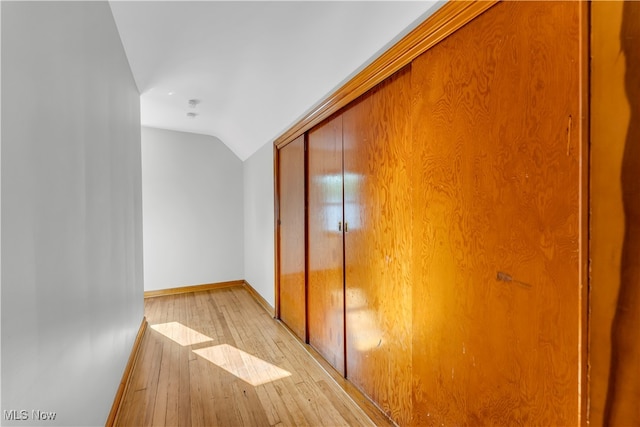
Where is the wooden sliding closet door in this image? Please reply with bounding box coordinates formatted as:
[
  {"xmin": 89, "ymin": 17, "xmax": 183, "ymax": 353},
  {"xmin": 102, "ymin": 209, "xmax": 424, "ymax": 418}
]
[
  {"xmin": 411, "ymin": 2, "xmax": 586, "ymax": 425},
  {"xmin": 307, "ymin": 115, "xmax": 345, "ymax": 375},
  {"xmin": 278, "ymin": 135, "xmax": 306, "ymax": 340},
  {"xmin": 342, "ymin": 67, "xmax": 413, "ymax": 425}
]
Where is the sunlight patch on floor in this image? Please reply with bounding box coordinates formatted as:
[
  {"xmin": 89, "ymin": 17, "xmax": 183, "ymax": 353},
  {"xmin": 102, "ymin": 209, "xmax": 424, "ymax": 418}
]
[
  {"xmin": 151, "ymin": 321, "xmax": 214, "ymax": 346},
  {"xmin": 193, "ymin": 344, "xmax": 292, "ymax": 386}
]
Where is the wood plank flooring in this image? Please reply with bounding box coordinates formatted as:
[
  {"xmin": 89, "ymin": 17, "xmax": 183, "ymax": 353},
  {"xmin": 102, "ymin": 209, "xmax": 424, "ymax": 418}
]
[{"xmin": 115, "ymin": 287, "xmax": 390, "ymax": 426}]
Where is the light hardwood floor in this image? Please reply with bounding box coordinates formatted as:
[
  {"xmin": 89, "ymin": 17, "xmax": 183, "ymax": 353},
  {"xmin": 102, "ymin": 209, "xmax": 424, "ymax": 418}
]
[{"xmin": 115, "ymin": 286, "xmax": 391, "ymax": 426}]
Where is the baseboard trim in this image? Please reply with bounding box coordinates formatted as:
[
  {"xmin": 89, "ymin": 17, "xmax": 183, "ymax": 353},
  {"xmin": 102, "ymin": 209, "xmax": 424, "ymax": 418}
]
[
  {"xmin": 143, "ymin": 280, "xmax": 274, "ymax": 318},
  {"xmin": 106, "ymin": 316, "xmax": 148, "ymax": 427},
  {"xmin": 243, "ymin": 280, "xmax": 275, "ymax": 317},
  {"xmin": 143, "ymin": 280, "xmax": 245, "ymax": 298}
]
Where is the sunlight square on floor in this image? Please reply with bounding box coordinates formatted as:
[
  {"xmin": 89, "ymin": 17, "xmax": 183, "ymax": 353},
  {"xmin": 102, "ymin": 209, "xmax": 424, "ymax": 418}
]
[
  {"xmin": 150, "ymin": 321, "xmax": 214, "ymax": 346},
  {"xmin": 193, "ymin": 343, "xmax": 292, "ymax": 386}
]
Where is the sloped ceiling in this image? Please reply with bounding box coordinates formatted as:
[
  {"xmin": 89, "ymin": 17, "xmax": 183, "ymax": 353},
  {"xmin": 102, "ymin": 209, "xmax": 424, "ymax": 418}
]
[{"xmin": 109, "ymin": 1, "xmax": 443, "ymax": 161}]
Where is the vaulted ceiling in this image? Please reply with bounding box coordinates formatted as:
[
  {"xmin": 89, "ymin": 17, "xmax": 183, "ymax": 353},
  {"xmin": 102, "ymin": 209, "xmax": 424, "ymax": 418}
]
[{"xmin": 109, "ymin": 1, "xmax": 442, "ymax": 161}]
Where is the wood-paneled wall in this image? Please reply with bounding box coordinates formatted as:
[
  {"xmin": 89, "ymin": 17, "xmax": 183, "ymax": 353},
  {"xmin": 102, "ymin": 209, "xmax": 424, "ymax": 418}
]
[
  {"xmin": 411, "ymin": 2, "xmax": 585, "ymax": 424},
  {"xmin": 277, "ymin": 135, "xmax": 306, "ymax": 340},
  {"xmin": 276, "ymin": 1, "xmax": 594, "ymax": 425}
]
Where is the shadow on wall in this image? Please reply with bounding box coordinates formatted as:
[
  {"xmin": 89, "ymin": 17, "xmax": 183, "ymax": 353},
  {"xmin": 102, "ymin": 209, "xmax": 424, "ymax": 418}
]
[{"xmin": 605, "ymin": 3, "xmax": 640, "ymax": 425}]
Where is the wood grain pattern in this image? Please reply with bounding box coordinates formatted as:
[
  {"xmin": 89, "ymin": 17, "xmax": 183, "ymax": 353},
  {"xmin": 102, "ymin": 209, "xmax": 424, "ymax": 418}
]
[
  {"xmin": 307, "ymin": 115, "xmax": 346, "ymax": 375},
  {"xmin": 116, "ymin": 287, "xmax": 378, "ymax": 427},
  {"xmin": 342, "ymin": 67, "xmax": 414, "ymax": 426},
  {"xmin": 273, "ymin": 1, "xmax": 498, "ymax": 150},
  {"xmin": 277, "ymin": 135, "xmax": 307, "ymax": 339},
  {"xmin": 410, "ymin": 2, "xmax": 584, "ymax": 425}
]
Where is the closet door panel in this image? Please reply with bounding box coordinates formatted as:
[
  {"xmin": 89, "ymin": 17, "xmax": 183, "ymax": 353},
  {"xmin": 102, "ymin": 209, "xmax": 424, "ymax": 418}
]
[
  {"xmin": 411, "ymin": 2, "xmax": 584, "ymax": 425},
  {"xmin": 278, "ymin": 135, "xmax": 306, "ymax": 340},
  {"xmin": 343, "ymin": 67, "xmax": 413, "ymax": 425},
  {"xmin": 307, "ymin": 115, "xmax": 345, "ymax": 375}
]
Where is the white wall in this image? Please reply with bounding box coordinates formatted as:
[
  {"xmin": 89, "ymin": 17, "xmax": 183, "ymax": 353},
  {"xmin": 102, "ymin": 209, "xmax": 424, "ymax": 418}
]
[
  {"xmin": 243, "ymin": 141, "xmax": 275, "ymax": 308},
  {"xmin": 142, "ymin": 127, "xmax": 244, "ymax": 291},
  {"xmin": 1, "ymin": 2, "xmax": 143, "ymax": 426}
]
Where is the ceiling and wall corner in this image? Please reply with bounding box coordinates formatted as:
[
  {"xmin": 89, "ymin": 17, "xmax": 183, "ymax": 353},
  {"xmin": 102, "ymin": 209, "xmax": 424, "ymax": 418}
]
[{"xmin": 109, "ymin": 1, "xmax": 444, "ymax": 161}]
